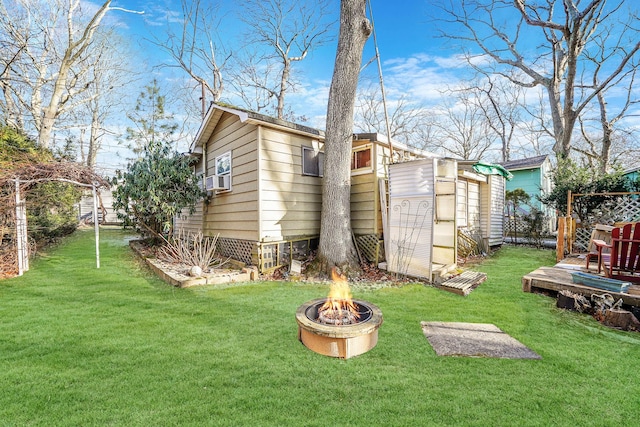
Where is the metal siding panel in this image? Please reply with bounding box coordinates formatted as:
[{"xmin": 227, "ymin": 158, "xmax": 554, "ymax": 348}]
[
  {"xmin": 388, "ymin": 158, "xmax": 436, "ymax": 197},
  {"xmin": 387, "ymin": 195, "xmax": 434, "ymax": 279}
]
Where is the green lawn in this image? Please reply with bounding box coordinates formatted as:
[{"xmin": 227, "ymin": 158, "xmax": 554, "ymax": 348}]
[{"xmin": 1, "ymin": 229, "xmax": 639, "ymax": 426}]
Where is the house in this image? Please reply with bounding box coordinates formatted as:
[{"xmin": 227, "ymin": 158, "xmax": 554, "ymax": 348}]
[
  {"xmin": 501, "ymin": 154, "xmax": 555, "ymax": 233},
  {"xmin": 77, "ymin": 186, "xmax": 122, "ymax": 225},
  {"xmin": 623, "ymin": 166, "xmax": 640, "ymax": 187},
  {"xmin": 175, "ymin": 103, "xmax": 505, "ymax": 277},
  {"xmin": 175, "ymin": 103, "xmax": 436, "ymax": 272}
]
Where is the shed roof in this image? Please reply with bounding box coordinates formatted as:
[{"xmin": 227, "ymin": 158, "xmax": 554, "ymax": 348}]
[{"xmin": 501, "ymin": 155, "xmax": 549, "ymax": 171}]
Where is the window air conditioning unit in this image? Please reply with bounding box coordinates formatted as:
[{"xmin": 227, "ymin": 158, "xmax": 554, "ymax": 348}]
[{"xmin": 205, "ymin": 174, "xmax": 231, "ymax": 191}]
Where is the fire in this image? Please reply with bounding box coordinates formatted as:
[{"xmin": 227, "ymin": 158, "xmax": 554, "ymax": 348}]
[{"xmin": 318, "ymin": 268, "xmax": 360, "ymax": 325}]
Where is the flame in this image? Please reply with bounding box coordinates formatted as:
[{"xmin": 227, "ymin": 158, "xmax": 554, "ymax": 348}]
[{"xmin": 320, "ymin": 268, "xmax": 359, "ymax": 318}]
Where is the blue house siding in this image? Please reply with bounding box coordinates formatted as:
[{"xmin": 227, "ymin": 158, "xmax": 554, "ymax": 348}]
[
  {"xmin": 502, "ymin": 155, "xmax": 556, "ymax": 233},
  {"xmin": 506, "ymin": 168, "xmax": 544, "ymax": 212}
]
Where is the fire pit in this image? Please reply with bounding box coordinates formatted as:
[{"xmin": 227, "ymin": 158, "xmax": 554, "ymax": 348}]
[
  {"xmin": 296, "ymin": 297, "xmax": 383, "ymax": 359},
  {"xmin": 296, "ymin": 269, "xmax": 383, "ymax": 359}
]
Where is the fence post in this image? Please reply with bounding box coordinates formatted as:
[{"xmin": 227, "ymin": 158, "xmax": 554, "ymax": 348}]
[{"xmin": 556, "ymin": 216, "xmax": 566, "ymax": 262}]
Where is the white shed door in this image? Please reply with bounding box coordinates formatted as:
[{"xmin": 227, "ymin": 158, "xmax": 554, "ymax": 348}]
[{"xmin": 387, "ymin": 158, "xmax": 435, "ymax": 279}]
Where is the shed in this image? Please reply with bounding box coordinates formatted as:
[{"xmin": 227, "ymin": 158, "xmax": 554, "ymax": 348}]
[
  {"xmin": 386, "ymin": 158, "xmax": 507, "ymax": 282},
  {"xmin": 386, "ymin": 157, "xmax": 458, "ymax": 281}
]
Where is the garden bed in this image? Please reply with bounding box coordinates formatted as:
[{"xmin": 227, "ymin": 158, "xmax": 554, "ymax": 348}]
[{"xmin": 129, "ymin": 240, "xmax": 255, "ymax": 287}]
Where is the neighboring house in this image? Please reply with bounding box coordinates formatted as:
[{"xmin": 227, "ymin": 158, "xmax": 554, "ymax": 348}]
[
  {"xmin": 501, "ymin": 154, "xmax": 556, "ymax": 233},
  {"xmin": 623, "ymin": 166, "xmax": 640, "ymax": 186},
  {"xmin": 175, "ymin": 103, "xmax": 506, "ymax": 278},
  {"xmin": 78, "ymin": 186, "xmax": 122, "ymax": 225}
]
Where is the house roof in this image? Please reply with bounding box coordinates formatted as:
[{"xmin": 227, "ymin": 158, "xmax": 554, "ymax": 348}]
[
  {"xmin": 191, "ymin": 103, "xmax": 324, "ymax": 151},
  {"xmin": 501, "ymin": 154, "xmax": 549, "ymax": 171},
  {"xmin": 352, "ymin": 132, "xmax": 439, "ymax": 158},
  {"xmin": 623, "ymin": 166, "xmax": 640, "ymax": 175},
  {"xmin": 190, "ymin": 103, "xmax": 436, "ymax": 158}
]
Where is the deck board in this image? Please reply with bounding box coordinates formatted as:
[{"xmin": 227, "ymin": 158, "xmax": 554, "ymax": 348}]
[{"xmin": 522, "ymin": 266, "xmax": 640, "ymax": 307}]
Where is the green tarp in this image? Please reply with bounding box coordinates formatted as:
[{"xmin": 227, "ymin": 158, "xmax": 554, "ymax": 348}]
[{"xmin": 473, "ymin": 162, "xmax": 513, "ymax": 180}]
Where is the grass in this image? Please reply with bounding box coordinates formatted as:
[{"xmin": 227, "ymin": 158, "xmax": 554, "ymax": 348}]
[{"xmin": 1, "ymin": 229, "xmax": 639, "ymax": 426}]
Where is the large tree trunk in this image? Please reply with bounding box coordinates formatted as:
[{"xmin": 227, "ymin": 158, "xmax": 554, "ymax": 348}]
[{"xmin": 316, "ymin": 0, "xmax": 371, "ymax": 276}]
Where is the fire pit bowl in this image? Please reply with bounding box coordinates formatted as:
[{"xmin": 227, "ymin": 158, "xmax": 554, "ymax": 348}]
[{"xmin": 296, "ymin": 298, "xmax": 383, "ymax": 359}]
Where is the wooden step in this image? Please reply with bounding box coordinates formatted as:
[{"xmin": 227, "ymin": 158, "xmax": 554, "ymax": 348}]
[{"xmin": 439, "ymin": 271, "xmax": 487, "ymax": 296}]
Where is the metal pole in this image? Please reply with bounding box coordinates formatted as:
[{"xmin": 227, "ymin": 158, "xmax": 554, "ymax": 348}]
[
  {"xmin": 92, "ymin": 184, "xmax": 100, "ymax": 268},
  {"xmin": 367, "ymin": 0, "xmax": 394, "ymax": 160},
  {"xmin": 15, "ymin": 179, "xmax": 24, "ymax": 276}
]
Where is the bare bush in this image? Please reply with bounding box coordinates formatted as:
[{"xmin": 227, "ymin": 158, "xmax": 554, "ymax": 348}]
[{"xmin": 157, "ymin": 230, "xmax": 225, "ymax": 270}]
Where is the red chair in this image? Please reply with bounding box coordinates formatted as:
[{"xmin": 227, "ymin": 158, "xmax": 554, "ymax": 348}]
[
  {"xmin": 594, "ymin": 223, "xmax": 640, "ymax": 282},
  {"xmin": 585, "ymin": 224, "xmax": 613, "ymax": 272}
]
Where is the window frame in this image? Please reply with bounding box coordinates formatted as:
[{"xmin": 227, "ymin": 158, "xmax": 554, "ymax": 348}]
[
  {"xmin": 301, "ymin": 145, "xmax": 324, "ymax": 177},
  {"xmin": 214, "ymin": 151, "xmax": 232, "ymax": 193},
  {"xmin": 351, "ymin": 143, "xmax": 374, "ymax": 175}
]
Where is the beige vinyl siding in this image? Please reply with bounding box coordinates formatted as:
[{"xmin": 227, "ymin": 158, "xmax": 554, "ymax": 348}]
[
  {"xmin": 258, "ymin": 127, "xmax": 323, "ymax": 241},
  {"xmin": 457, "ymin": 178, "xmax": 481, "ymax": 232},
  {"xmin": 203, "ymin": 112, "xmax": 260, "ymax": 241},
  {"xmin": 456, "ymin": 180, "xmax": 468, "ymax": 227},
  {"xmin": 467, "ymin": 181, "xmax": 481, "ymax": 231},
  {"xmin": 350, "ymin": 139, "xmax": 387, "ymax": 237},
  {"xmin": 351, "ymin": 173, "xmax": 379, "ymax": 235},
  {"xmin": 174, "ymin": 201, "xmax": 204, "ymax": 234}
]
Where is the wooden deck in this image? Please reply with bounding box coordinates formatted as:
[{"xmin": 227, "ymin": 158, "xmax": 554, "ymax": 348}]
[{"xmin": 522, "ymin": 256, "xmax": 640, "ymax": 307}]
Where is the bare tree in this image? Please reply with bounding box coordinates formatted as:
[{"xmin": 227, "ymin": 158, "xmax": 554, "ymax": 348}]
[
  {"xmin": 150, "ymin": 0, "xmax": 231, "ymax": 116},
  {"xmin": 354, "ymin": 81, "xmax": 436, "ymax": 149},
  {"xmin": 228, "ymin": 47, "xmax": 281, "ymax": 115},
  {"xmin": 435, "ymin": 0, "xmax": 640, "ymax": 161},
  {"xmin": 74, "ymin": 34, "xmax": 135, "ymax": 168},
  {"xmin": 0, "ymin": 0, "xmax": 142, "ymax": 148},
  {"xmin": 574, "ymin": 26, "xmax": 640, "ymax": 173},
  {"xmin": 316, "ymin": 0, "xmax": 371, "ymax": 275},
  {"xmin": 237, "ymin": 0, "xmax": 335, "ymax": 119},
  {"xmin": 472, "ymin": 78, "xmax": 523, "ymax": 163},
  {"xmin": 429, "ymin": 89, "xmax": 496, "ymax": 161}
]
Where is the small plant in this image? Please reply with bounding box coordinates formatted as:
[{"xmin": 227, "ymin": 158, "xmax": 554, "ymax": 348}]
[
  {"xmin": 157, "ymin": 230, "xmax": 225, "ymax": 271},
  {"xmin": 522, "ymin": 207, "xmax": 547, "ymax": 248}
]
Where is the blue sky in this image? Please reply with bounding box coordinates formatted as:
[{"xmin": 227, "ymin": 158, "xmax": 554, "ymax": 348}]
[
  {"xmin": 91, "ymin": 0, "xmax": 639, "ymax": 173},
  {"xmin": 94, "ymin": 0, "xmax": 461, "ymax": 172},
  {"xmin": 108, "ymin": 0, "xmax": 457, "ymax": 124}
]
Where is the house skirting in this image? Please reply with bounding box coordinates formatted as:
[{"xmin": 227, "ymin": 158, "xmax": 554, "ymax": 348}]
[{"xmin": 216, "ymin": 234, "xmax": 385, "ymax": 273}]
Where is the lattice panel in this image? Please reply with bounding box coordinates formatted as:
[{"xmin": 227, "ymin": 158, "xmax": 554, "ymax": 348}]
[
  {"xmin": 572, "ymin": 195, "xmax": 640, "ymax": 254},
  {"xmin": 259, "ymin": 238, "xmax": 319, "ymax": 273},
  {"xmin": 216, "ymin": 238, "xmax": 254, "ymax": 265},
  {"xmin": 356, "ymin": 234, "xmax": 385, "ymax": 264},
  {"xmin": 573, "ymin": 227, "xmax": 593, "ymax": 253},
  {"xmin": 504, "ymin": 218, "xmax": 529, "ymax": 235},
  {"xmin": 580, "ymin": 196, "xmax": 640, "ymax": 227}
]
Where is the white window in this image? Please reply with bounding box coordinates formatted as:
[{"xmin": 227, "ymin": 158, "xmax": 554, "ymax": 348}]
[
  {"xmin": 213, "ymin": 151, "xmax": 232, "ymax": 192},
  {"xmin": 302, "ymin": 146, "xmax": 324, "ymax": 177}
]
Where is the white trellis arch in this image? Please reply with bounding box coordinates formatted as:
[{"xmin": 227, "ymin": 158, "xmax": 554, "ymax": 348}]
[{"xmin": 13, "ymin": 178, "xmax": 102, "ymax": 276}]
